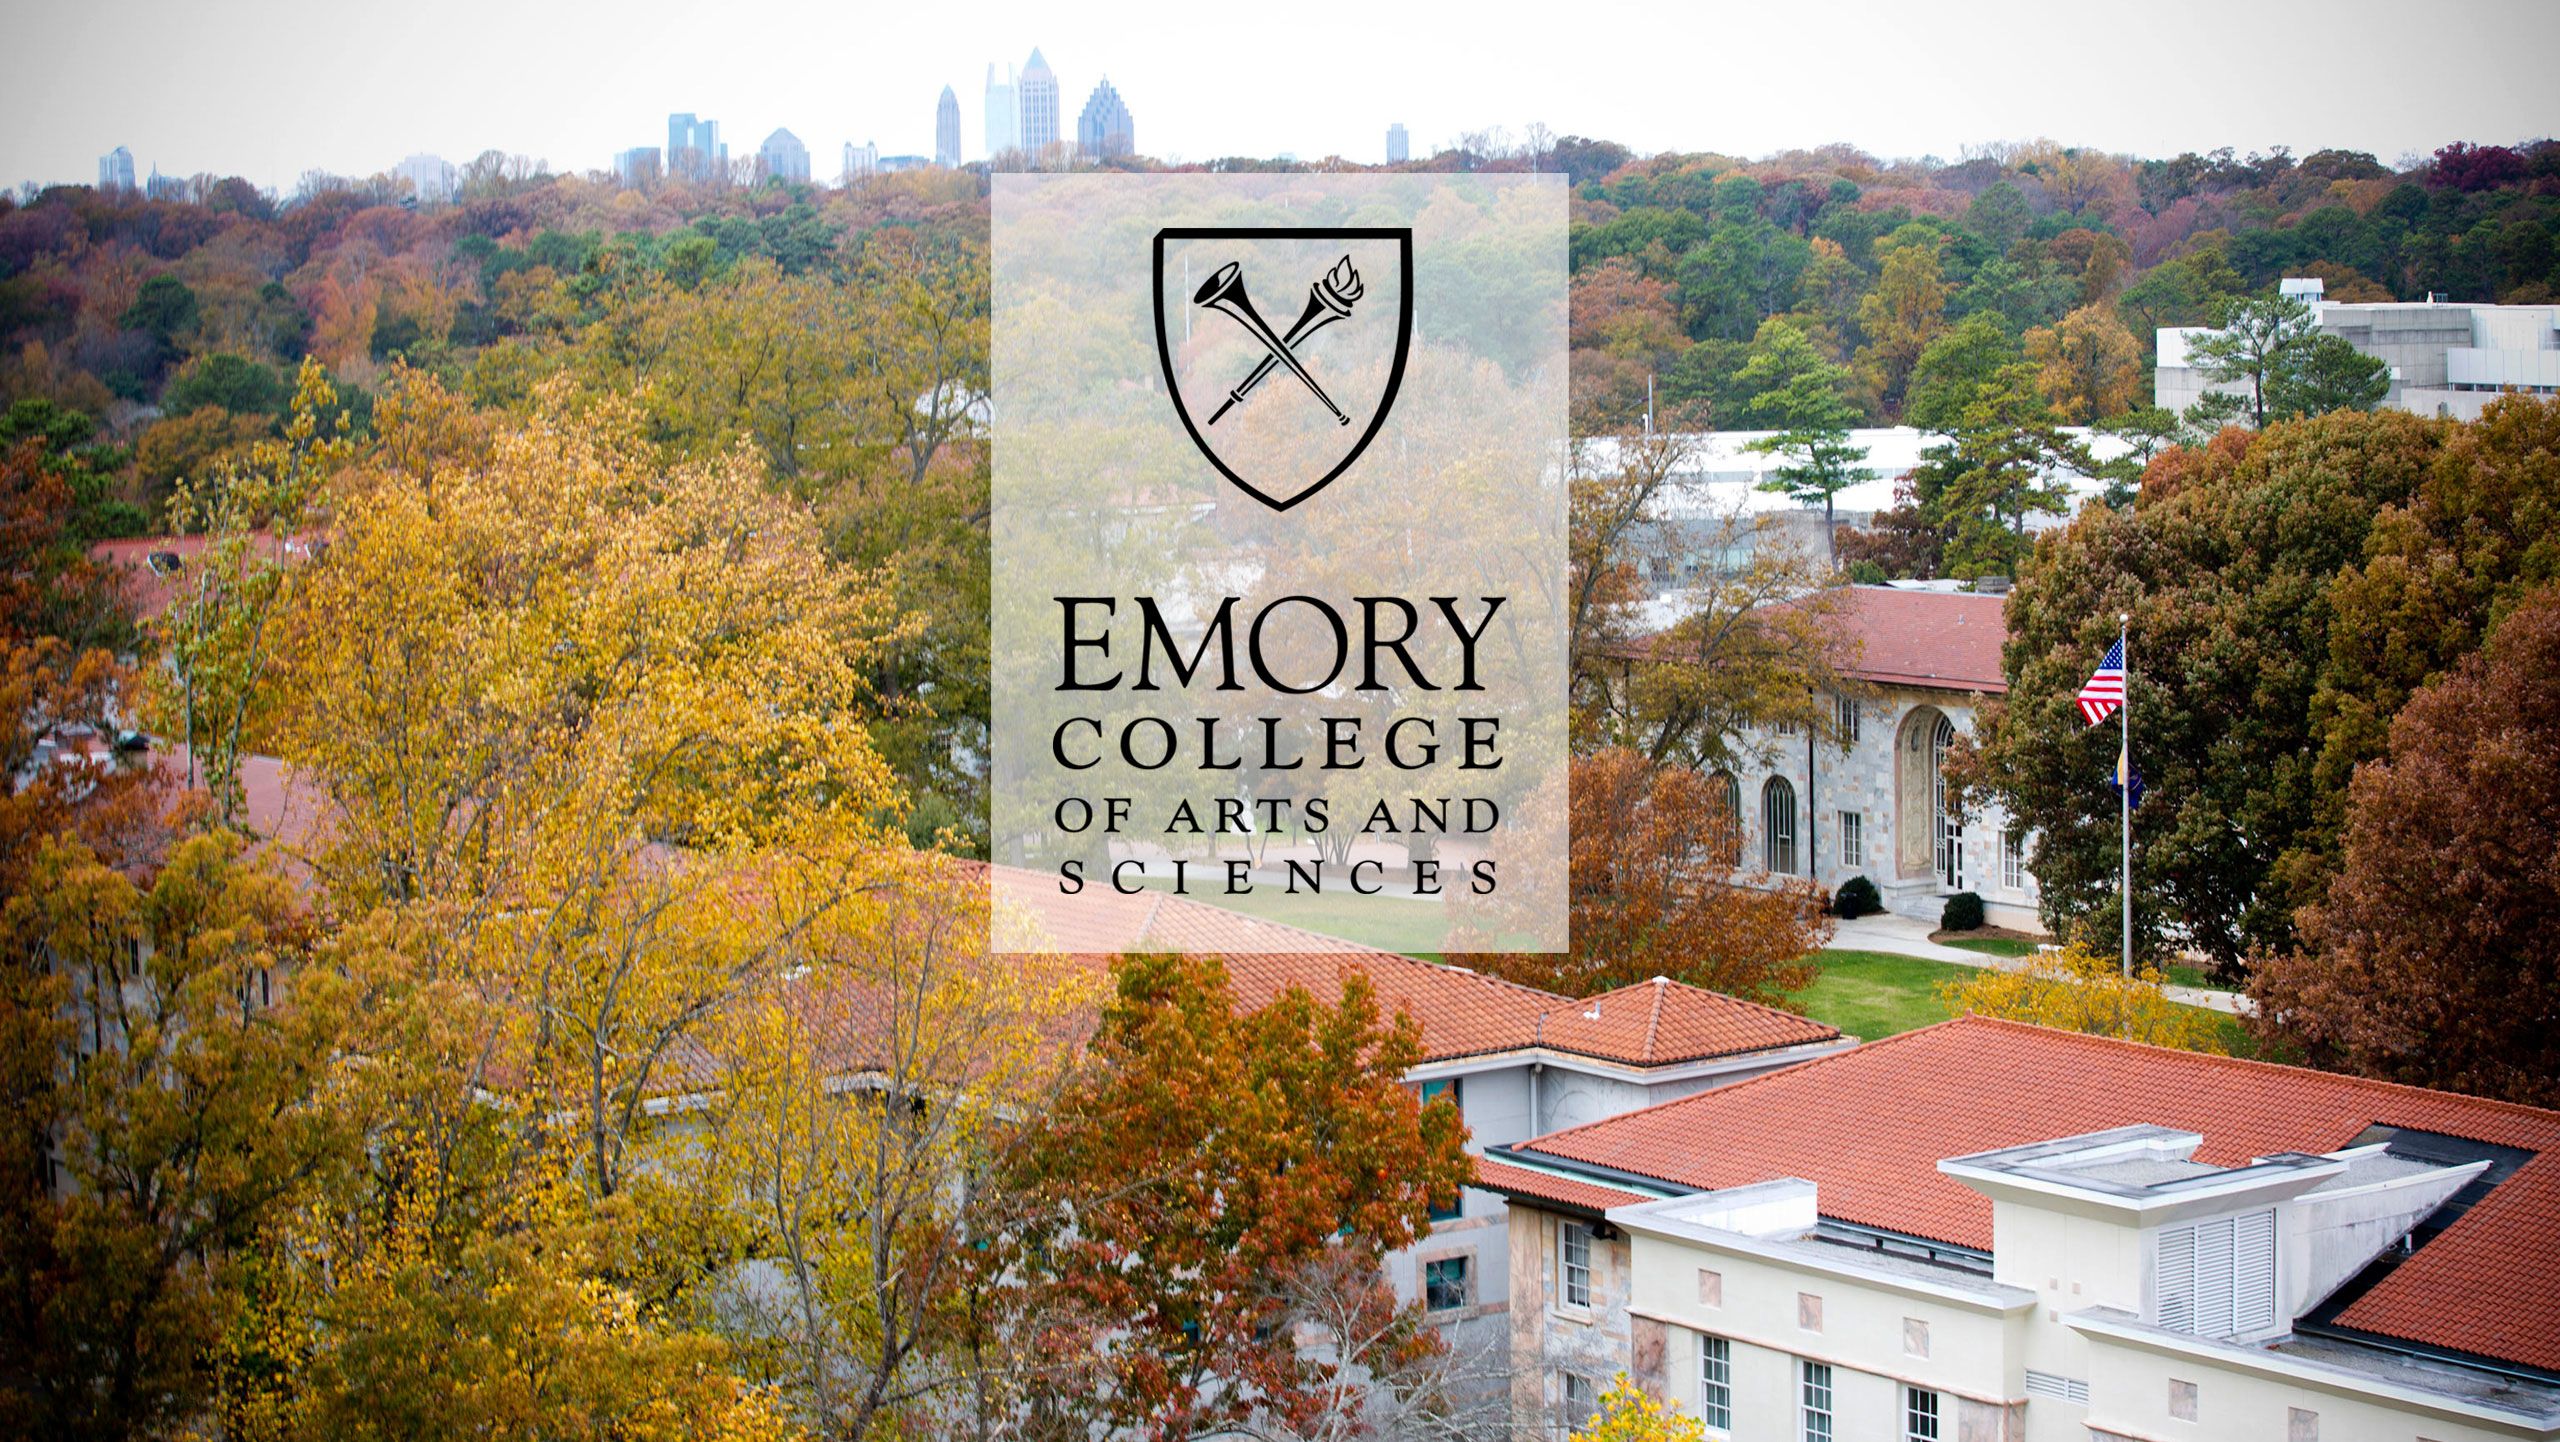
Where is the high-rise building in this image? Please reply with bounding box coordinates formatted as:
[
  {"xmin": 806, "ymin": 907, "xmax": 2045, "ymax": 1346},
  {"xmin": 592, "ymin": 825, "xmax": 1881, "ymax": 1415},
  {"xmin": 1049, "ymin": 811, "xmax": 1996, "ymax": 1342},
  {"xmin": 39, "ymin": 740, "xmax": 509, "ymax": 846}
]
[
  {"xmin": 97, "ymin": 146, "xmax": 135, "ymax": 193},
  {"xmin": 758, "ymin": 128, "xmax": 811, "ymax": 184},
  {"xmin": 935, "ymin": 86, "xmax": 962, "ymax": 167},
  {"xmin": 394, "ymin": 153, "xmax": 456, "ymax": 204},
  {"xmin": 984, "ymin": 63, "xmax": 1020, "ymax": 159},
  {"xmin": 1386, "ymin": 123, "xmax": 1409, "ymax": 164},
  {"xmin": 842, "ymin": 141, "xmax": 879, "ymax": 181},
  {"xmin": 666, "ymin": 113, "xmax": 726, "ymax": 182},
  {"xmin": 1017, "ymin": 48, "xmax": 1060, "ymax": 156},
  {"xmin": 144, "ymin": 166, "xmax": 186, "ymax": 202},
  {"xmin": 1076, "ymin": 78, "xmax": 1134, "ymax": 163},
  {"xmin": 615, "ymin": 147, "xmax": 662, "ymax": 188}
]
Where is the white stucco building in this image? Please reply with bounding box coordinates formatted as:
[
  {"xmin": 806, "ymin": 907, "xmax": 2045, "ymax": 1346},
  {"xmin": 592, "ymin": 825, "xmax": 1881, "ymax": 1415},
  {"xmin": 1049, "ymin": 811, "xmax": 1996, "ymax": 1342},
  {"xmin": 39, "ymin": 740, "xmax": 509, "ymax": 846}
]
[
  {"xmin": 1482, "ymin": 1016, "xmax": 2560, "ymax": 1442},
  {"xmin": 1588, "ymin": 429, "xmax": 2130, "ymax": 583},
  {"xmin": 983, "ymin": 863, "xmax": 1861, "ymax": 1390},
  {"xmin": 2157, "ymin": 276, "xmax": 2560, "ymax": 422}
]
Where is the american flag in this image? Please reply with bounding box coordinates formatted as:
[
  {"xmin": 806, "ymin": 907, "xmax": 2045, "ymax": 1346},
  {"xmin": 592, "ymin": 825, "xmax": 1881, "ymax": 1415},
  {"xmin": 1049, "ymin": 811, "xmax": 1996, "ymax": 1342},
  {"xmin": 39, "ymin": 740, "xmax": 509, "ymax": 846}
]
[{"xmin": 2077, "ymin": 638, "xmax": 2126, "ymax": 727}]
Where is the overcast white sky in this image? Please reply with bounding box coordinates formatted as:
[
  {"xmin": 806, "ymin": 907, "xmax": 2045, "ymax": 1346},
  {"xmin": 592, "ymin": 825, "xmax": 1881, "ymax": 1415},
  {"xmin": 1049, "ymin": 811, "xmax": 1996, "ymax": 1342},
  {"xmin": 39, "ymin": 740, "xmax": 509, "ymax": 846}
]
[{"xmin": 7, "ymin": 0, "xmax": 2556, "ymax": 194}]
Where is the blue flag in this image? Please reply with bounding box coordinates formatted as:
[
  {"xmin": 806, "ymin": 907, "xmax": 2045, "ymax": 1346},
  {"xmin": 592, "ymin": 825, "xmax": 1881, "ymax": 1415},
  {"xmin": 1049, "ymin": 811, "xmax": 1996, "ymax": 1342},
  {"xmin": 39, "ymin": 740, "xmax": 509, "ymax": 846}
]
[{"xmin": 2108, "ymin": 739, "xmax": 2145, "ymax": 811}]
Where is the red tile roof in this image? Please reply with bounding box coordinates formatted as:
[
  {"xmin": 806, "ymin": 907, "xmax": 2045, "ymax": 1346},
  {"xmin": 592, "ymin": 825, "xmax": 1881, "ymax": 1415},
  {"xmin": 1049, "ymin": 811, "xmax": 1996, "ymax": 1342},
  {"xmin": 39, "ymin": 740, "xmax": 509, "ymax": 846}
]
[
  {"xmin": 89, "ymin": 533, "xmax": 321, "ymax": 623},
  {"xmin": 1472, "ymin": 1156, "xmax": 1653, "ymax": 1214},
  {"xmin": 1828, "ymin": 587, "xmax": 2008, "ymax": 693},
  {"xmin": 986, "ymin": 866, "xmax": 1842, "ymax": 1067},
  {"xmin": 1533, "ymin": 975, "xmax": 1847, "ymax": 1067},
  {"xmin": 1611, "ymin": 586, "xmax": 2009, "ymax": 696},
  {"xmin": 1516, "ymin": 1015, "xmax": 2560, "ymax": 1373},
  {"xmin": 170, "ymin": 761, "xmax": 1838, "ymax": 1078}
]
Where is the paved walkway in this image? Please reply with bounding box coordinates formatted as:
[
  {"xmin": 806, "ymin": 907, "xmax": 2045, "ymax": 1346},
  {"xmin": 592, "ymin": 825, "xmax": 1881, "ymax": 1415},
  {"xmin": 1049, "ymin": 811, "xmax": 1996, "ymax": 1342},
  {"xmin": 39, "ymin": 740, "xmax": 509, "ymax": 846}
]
[{"xmin": 1825, "ymin": 913, "xmax": 2251, "ymax": 1016}]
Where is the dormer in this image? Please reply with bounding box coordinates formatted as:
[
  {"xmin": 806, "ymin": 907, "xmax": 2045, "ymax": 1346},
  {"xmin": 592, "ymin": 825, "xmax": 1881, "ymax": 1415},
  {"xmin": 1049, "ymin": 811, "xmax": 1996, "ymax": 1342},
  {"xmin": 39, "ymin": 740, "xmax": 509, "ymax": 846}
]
[{"xmin": 1940, "ymin": 1126, "xmax": 2486, "ymax": 1345}]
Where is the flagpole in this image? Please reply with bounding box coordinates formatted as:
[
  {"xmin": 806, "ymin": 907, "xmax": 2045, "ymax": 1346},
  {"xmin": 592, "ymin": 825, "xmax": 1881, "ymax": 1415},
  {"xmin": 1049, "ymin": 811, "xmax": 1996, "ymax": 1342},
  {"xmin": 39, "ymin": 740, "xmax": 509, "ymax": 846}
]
[{"xmin": 2120, "ymin": 612, "xmax": 2132, "ymax": 978}]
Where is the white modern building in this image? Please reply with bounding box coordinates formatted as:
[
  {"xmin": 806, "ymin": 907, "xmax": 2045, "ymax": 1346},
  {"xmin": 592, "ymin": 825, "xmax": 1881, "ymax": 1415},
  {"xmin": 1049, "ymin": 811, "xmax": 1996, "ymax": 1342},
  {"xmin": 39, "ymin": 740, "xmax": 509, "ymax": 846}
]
[
  {"xmin": 1589, "ymin": 427, "xmax": 2130, "ymax": 584},
  {"xmin": 2157, "ymin": 276, "xmax": 2560, "ymax": 422},
  {"xmin": 1483, "ymin": 1016, "xmax": 2560, "ymax": 1442},
  {"xmin": 97, "ymin": 146, "xmax": 135, "ymax": 193},
  {"xmin": 1388, "ymin": 123, "xmax": 1411, "ymax": 163},
  {"xmin": 983, "ymin": 865, "xmax": 1857, "ymax": 1398}
]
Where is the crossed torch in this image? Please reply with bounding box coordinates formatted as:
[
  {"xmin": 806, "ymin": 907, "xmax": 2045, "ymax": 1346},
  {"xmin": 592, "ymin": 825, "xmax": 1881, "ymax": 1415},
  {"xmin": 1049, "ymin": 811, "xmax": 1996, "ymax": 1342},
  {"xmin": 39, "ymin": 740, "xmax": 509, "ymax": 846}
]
[{"xmin": 1193, "ymin": 254, "xmax": 1366, "ymax": 426}]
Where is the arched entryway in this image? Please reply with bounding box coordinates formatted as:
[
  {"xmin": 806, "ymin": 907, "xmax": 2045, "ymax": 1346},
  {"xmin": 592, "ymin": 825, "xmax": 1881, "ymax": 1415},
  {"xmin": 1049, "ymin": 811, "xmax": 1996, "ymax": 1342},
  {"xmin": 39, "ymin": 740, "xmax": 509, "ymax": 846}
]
[{"xmin": 1895, "ymin": 707, "xmax": 1963, "ymax": 888}]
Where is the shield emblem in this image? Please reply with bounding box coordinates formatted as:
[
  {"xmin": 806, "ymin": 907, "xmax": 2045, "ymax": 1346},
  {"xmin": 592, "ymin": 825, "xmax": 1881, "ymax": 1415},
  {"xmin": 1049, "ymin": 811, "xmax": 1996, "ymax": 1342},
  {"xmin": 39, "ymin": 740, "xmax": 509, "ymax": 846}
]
[{"xmin": 1153, "ymin": 226, "xmax": 1413, "ymax": 512}]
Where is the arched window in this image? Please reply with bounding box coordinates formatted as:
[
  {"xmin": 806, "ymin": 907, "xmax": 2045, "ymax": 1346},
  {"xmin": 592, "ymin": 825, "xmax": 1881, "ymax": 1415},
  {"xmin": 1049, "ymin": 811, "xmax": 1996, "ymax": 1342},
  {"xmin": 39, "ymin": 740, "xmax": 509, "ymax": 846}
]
[
  {"xmin": 1762, "ymin": 777, "xmax": 1799, "ymax": 876},
  {"xmin": 1931, "ymin": 714, "xmax": 1963, "ymax": 888},
  {"xmin": 1710, "ymin": 771, "xmax": 1743, "ymax": 865}
]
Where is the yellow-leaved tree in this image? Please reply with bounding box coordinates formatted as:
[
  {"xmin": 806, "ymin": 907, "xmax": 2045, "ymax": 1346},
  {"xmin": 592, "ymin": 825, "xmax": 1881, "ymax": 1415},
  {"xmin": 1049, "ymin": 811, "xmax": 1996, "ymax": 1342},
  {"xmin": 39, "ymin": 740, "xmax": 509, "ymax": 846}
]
[
  {"xmin": 1569, "ymin": 1376, "xmax": 1709, "ymax": 1442},
  {"xmin": 1935, "ymin": 942, "xmax": 2230, "ymax": 1054},
  {"xmin": 206, "ymin": 369, "xmax": 1060, "ymax": 1440}
]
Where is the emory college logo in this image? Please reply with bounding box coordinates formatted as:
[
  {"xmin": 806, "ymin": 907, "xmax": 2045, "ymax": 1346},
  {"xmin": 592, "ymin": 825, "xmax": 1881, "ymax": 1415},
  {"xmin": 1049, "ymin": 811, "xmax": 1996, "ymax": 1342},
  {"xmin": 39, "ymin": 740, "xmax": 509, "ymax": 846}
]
[{"xmin": 1153, "ymin": 226, "xmax": 1414, "ymax": 511}]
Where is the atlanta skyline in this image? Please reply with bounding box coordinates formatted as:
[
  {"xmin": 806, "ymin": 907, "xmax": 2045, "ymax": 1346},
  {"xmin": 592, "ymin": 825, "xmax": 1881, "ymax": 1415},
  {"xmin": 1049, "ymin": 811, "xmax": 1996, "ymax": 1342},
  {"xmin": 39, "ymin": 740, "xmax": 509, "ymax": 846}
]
[{"xmin": 8, "ymin": 0, "xmax": 2560, "ymax": 195}]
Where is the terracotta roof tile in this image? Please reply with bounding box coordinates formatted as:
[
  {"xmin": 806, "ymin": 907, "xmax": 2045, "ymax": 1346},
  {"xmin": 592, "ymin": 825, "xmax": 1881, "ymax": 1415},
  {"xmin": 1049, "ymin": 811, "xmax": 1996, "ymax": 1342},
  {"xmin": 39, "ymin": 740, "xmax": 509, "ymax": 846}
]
[
  {"xmin": 1827, "ymin": 587, "xmax": 2008, "ymax": 693},
  {"xmin": 986, "ymin": 866, "xmax": 1839, "ymax": 1067},
  {"xmin": 1472, "ymin": 1156, "xmax": 1653, "ymax": 1214},
  {"xmin": 1532, "ymin": 975, "xmax": 1843, "ymax": 1067},
  {"xmin": 1518, "ymin": 1015, "xmax": 2560, "ymax": 1373},
  {"xmin": 1612, "ymin": 586, "xmax": 2010, "ymax": 695}
]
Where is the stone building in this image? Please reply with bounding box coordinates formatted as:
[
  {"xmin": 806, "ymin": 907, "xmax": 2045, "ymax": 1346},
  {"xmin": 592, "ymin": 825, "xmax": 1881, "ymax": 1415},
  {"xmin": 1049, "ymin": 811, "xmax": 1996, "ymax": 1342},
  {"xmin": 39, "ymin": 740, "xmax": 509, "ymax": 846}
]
[{"xmin": 1714, "ymin": 584, "xmax": 2042, "ymax": 931}]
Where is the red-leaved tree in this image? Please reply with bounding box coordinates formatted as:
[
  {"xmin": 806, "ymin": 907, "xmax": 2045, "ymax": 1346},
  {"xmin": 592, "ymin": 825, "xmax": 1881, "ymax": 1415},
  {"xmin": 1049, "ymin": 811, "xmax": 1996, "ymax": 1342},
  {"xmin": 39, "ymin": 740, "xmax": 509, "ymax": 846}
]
[{"xmin": 2248, "ymin": 584, "xmax": 2560, "ymax": 1104}]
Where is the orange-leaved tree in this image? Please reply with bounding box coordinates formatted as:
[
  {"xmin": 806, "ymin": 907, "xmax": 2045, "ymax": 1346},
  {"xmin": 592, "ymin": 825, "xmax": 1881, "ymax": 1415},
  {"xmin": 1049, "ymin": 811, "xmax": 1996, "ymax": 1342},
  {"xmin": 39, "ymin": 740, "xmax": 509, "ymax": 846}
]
[
  {"xmin": 995, "ymin": 951, "xmax": 1471, "ymax": 1442},
  {"xmin": 1457, "ymin": 748, "xmax": 1831, "ymax": 1002}
]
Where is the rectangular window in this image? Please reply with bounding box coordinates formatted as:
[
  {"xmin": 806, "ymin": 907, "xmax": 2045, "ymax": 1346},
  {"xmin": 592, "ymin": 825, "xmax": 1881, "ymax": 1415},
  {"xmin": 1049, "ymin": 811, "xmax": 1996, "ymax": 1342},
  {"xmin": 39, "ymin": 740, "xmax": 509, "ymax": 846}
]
[
  {"xmin": 1837, "ymin": 693, "xmax": 1860, "ymax": 744},
  {"xmin": 1561, "ymin": 1222, "xmax": 1593, "ymax": 1308},
  {"xmin": 1800, "ymin": 1360, "xmax": 1834, "ymax": 1442},
  {"xmin": 1839, "ymin": 811, "xmax": 1863, "ymax": 868},
  {"xmin": 1904, "ymin": 1386, "xmax": 1941, "ymax": 1441},
  {"xmin": 1698, "ymin": 1334, "xmax": 1731, "ymax": 1428},
  {"xmin": 1424, "ymin": 1256, "xmax": 1468, "ymax": 1312},
  {"xmin": 1560, "ymin": 1371, "xmax": 1599, "ymax": 1439},
  {"xmin": 2001, "ymin": 829, "xmax": 2026, "ymax": 890}
]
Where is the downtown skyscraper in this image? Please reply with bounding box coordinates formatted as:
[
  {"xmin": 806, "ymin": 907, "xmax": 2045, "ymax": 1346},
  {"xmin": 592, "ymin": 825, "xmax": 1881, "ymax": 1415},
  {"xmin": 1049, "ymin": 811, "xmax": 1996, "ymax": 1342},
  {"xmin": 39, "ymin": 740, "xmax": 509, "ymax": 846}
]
[
  {"xmin": 1076, "ymin": 78, "xmax": 1134, "ymax": 163},
  {"xmin": 984, "ymin": 62, "xmax": 1020, "ymax": 158},
  {"xmin": 1017, "ymin": 48, "xmax": 1060, "ymax": 155},
  {"xmin": 936, "ymin": 86, "xmax": 962, "ymax": 167}
]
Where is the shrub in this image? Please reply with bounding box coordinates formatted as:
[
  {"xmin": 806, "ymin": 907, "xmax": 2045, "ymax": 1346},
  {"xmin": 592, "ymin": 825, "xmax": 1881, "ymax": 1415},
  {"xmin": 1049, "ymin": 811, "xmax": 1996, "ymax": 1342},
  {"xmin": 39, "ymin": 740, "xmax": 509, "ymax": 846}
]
[
  {"xmin": 1833, "ymin": 875, "xmax": 1882, "ymax": 918},
  {"xmin": 1940, "ymin": 890, "xmax": 1985, "ymax": 932}
]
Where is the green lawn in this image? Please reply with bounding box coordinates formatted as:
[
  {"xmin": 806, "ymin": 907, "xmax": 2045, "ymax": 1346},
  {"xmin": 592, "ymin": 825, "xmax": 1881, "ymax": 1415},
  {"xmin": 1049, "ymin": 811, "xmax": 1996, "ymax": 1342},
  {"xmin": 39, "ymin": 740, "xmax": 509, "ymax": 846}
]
[
  {"xmin": 1788, "ymin": 948, "xmax": 2257, "ymax": 1055},
  {"xmin": 1938, "ymin": 936, "xmax": 2038, "ymax": 958},
  {"xmin": 1784, "ymin": 950, "xmax": 1972, "ymax": 1040}
]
